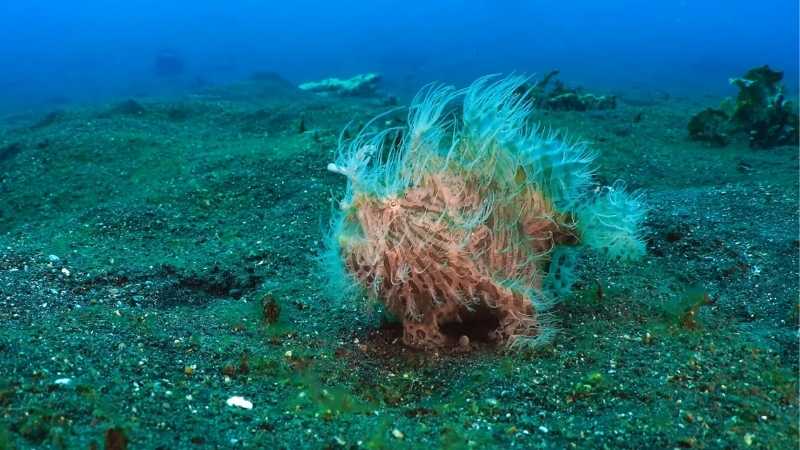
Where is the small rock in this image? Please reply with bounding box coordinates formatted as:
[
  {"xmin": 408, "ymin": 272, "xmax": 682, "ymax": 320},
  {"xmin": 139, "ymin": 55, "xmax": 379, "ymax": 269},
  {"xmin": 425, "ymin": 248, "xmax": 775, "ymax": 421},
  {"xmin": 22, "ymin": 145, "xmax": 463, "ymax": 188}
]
[
  {"xmin": 392, "ymin": 429, "xmax": 404, "ymax": 440},
  {"xmin": 54, "ymin": 378, "xmax": 72, "ymax": 386},
  {"xmin": 48, "ymin": 255, "xmax": 61, "ymax": 263}
]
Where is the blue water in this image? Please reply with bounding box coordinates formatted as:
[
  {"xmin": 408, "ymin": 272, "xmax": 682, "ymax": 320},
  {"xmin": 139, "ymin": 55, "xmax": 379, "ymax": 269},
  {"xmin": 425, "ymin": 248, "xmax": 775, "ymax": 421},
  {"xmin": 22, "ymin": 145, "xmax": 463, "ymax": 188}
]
[{"xmin": 1, "ymin": 0, "xmax": 797, "ymax": 112}]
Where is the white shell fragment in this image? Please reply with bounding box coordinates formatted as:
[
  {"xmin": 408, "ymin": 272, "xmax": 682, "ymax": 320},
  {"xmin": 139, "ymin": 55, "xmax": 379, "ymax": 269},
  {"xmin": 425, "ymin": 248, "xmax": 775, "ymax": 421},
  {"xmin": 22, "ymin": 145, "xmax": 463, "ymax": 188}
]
[{"xmin": 226, "ymin": 396, "xmax": 253, "ymax": 409}]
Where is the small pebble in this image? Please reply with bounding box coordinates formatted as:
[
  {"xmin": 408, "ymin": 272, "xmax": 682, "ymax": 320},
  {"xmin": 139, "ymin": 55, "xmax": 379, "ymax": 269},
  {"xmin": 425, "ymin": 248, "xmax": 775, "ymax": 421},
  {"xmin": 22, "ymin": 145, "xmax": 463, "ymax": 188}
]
[{"xmin": 226, "ymin": 396, "xmax": 253, "ymax": 410}]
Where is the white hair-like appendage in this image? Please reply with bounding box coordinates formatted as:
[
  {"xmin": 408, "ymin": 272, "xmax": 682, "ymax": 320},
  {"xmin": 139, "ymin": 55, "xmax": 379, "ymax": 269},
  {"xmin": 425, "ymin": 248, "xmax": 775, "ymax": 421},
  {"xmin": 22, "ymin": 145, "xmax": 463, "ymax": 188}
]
[
  {"xmin": 323, "ymin": 75, "xmax": 646, "ymax": 349},
  {"xmin": 577, "ymin": 181, "xmax": 647, "ymax": 261}
]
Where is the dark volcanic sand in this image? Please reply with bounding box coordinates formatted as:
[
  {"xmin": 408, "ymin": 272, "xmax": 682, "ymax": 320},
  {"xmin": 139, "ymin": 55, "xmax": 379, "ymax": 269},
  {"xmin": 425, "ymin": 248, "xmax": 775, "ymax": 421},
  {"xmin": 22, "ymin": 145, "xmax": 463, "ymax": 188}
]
[{"xmin": 0, "ymin": 77, "xmax": 797, "ymax": 449}]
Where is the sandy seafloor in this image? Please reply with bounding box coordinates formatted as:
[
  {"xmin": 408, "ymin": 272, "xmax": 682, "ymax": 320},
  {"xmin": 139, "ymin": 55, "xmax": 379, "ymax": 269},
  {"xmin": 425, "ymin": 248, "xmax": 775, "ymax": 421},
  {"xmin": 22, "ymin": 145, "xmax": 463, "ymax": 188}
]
[{"xmin": 0, "ymin": 75, "xmax": 797, "ymax": 449}]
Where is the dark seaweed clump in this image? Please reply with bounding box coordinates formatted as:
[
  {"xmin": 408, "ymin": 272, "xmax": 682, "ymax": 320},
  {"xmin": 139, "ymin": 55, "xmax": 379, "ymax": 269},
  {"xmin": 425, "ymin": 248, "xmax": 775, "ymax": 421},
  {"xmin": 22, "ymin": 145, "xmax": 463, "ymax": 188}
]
[
  {"xmin": 688, "ymin": 108, "xmax": 731, "ymax": 147},
  {"xmin": 521, "ymin": 69, "xmax": 617, "ymax": 111},
  {"xmin": 688, "ymin": 65, "xmax": 799, "ymax": 148}
]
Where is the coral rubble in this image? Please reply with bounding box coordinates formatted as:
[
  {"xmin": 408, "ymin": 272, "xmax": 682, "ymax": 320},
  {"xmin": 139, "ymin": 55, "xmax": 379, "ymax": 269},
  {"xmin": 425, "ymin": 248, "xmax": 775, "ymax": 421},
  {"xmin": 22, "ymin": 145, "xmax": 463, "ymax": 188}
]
[
  {"xmin": 323, "ymin": 75, "xmax": 645, "ymax": 350},
  {"xmin": 299, "ymin": 73, "xmax": 381, "ymax": 97}
]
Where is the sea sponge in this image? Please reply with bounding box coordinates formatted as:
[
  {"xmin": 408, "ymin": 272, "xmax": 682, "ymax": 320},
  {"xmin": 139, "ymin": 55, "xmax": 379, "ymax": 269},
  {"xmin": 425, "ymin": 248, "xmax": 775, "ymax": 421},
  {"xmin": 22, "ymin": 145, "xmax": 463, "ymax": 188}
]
[{"xmin": 323, "ymin": 75, "xmax": 645, "ymax": 350}]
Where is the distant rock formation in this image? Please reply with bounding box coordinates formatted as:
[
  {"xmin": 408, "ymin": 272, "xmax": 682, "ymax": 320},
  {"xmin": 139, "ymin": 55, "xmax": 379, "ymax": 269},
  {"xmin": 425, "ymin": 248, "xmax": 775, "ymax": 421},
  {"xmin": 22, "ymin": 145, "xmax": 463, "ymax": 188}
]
[{"xmin": 154, "ymin": 50, "xmax": 185, "ymax": 78}]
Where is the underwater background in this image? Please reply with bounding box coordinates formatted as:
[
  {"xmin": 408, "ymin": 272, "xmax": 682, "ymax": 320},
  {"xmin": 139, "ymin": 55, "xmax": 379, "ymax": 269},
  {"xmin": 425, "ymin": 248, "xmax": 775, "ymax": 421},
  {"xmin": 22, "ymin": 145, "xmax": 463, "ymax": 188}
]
[
  {"xmin": 0, "ymin": 0, "xmax": 798, "ymax": 112},
  {"xmin": 0, "ymin": 1, "xmax": 798, "ymax": 449}
]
